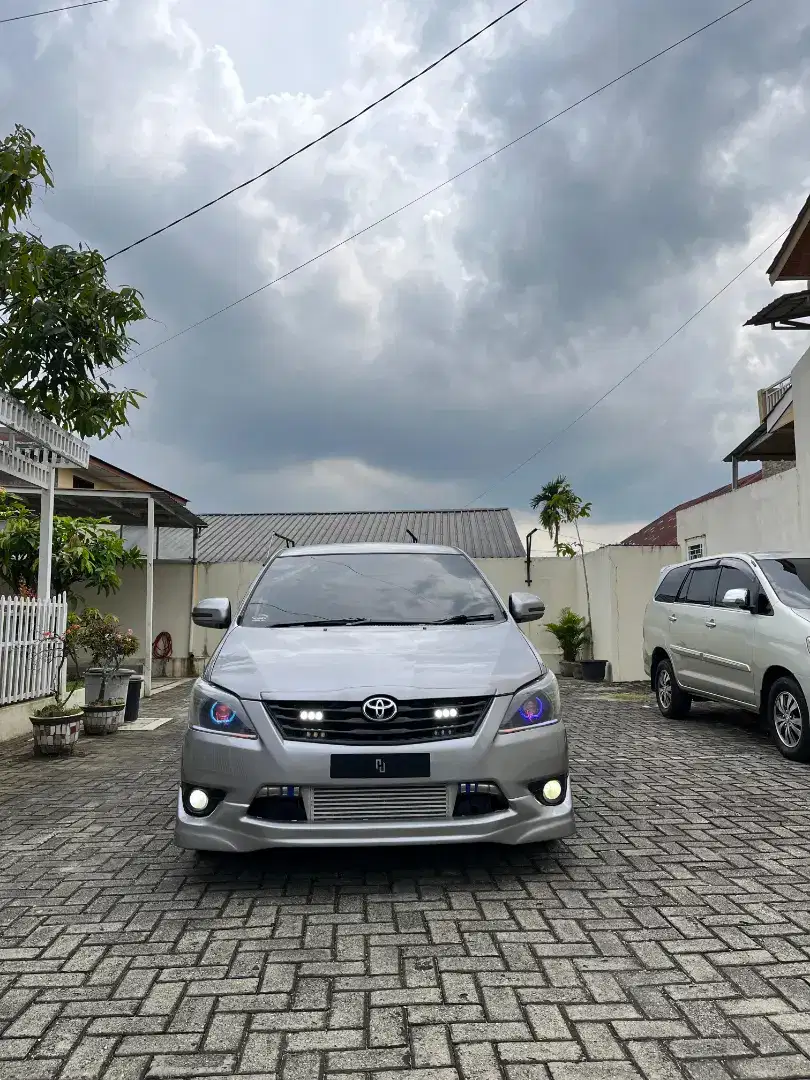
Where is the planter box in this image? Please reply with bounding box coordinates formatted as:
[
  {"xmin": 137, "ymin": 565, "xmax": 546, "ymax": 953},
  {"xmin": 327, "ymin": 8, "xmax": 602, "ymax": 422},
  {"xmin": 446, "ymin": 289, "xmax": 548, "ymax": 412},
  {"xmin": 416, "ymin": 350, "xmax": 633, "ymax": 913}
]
[
  {"xmin": 82, "ymin": 704, "xmax": 125, "ymax": 736},
  {"xmin": 31, "ymin": 713, "xmax": 82, "ymax": 756},
  {"xmin": 558, "ymin": 661, "xmax": 583, "ymax": 679},
  {"xmin": 83, "ymin": 669, "xmax": 134, "ymax": 707},
  {"xmin": 581, "ymin": 659, "xmax": 608, "ymax": 682}
]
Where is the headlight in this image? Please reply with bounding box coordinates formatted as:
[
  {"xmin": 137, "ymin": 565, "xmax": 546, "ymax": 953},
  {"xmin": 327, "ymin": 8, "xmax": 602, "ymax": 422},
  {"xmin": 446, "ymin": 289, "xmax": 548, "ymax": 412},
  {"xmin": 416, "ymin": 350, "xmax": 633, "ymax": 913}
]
[
  {"xmin": 498, "ymin": 676, "xmax": 560, "ymax": 734},
  {"xmin": 190, "ymin": 680, "xmax": 257, "ymax": 740}
]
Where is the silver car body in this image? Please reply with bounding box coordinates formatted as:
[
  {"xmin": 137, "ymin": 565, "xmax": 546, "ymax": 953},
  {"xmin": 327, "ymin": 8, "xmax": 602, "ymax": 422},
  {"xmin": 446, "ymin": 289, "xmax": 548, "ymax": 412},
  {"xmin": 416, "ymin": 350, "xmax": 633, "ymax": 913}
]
[
  {"xmin": 175, "ymin": 543, "xmax": 574, "ymax": 852},
  {"xmin": 644, "ymin": 550, "xmax": 810, "ymax": 712}
]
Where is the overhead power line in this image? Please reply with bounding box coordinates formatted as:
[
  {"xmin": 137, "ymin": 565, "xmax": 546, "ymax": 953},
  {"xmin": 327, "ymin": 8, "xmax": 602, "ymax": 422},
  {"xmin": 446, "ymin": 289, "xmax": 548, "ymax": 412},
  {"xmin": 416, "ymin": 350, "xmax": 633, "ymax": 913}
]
[
  {"xmin": 466, "ymin": 227, "xmax": 790, "ymax": 506},
  {"xmin": 0, "ymin": 0, "xmax": 108, "ymax": 24},
  {"xmin": 130, "ymin": 0, "xmax": 757, "ymax": 363},
  {"xmin": 105, "ymin": 0, "xmax": 532, "ymax": 262}
]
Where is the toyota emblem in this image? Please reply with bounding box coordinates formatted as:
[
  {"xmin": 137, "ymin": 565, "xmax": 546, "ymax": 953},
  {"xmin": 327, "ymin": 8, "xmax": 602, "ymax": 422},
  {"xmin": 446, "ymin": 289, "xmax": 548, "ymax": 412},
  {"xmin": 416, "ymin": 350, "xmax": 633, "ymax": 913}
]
[{"xmin": 362, "ymin": 696, "xmax": 398, "ymax": 722}]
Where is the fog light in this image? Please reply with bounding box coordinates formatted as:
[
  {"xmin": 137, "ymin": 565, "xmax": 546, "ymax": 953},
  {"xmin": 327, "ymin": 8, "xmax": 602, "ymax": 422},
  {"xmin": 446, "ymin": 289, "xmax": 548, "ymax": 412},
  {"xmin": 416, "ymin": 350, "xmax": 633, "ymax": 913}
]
[
  {"xmin": 188, "ymin": 788, "xmax": 209, "ymax": 812},
  {"xmin": 542, "ymin": 779, "xmax": 562, "ymax": 803}
]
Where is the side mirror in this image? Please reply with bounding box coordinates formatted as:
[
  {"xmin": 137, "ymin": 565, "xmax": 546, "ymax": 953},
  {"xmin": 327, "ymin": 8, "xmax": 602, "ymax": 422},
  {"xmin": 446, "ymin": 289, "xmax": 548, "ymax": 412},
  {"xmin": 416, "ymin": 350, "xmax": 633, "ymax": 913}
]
[
  {"xmin": 721, "ymin": 587, "xmax": 750, "ymax": 610},
  {"xmin": 509, "ymin": 592, "xmax": 545, "ymax": 624},
  {"xmin": 192, "ymin": 597, "xmax": 232, "ymax": 629}
]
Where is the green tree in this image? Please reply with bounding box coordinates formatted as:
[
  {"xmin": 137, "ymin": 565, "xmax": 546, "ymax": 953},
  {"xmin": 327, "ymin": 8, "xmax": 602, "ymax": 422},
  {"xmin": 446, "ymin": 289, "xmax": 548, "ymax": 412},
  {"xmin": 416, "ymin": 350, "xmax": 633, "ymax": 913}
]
[
  {"xmin": 531, "ymin": 476, "xmax": 594, "ymax": 656},
  {"xmin": 0, "ymin": 125, "xmax": 147, "ymax": 437},
  {"xmin": 0, "ymin": 492, "xmax": 145, "ymax": 599}
]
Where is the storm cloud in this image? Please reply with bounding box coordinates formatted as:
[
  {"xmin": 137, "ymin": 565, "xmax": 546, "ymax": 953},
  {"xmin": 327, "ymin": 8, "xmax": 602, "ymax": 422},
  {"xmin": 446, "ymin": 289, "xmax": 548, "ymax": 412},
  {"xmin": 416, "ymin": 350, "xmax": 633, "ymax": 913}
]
[{"xmin": 1, "ymin": 0, "xmax": 807, "ymax": 534}]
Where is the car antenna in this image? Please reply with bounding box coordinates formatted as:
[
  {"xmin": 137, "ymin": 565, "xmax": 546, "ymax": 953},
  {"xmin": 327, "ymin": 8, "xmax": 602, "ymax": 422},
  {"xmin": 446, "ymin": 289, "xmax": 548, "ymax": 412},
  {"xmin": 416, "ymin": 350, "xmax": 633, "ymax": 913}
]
[
  {"xmin": 274, "ymin": 532, "xmax": 296, "ymax": 548},
  {"xmin": 405, "ymin": 529, "xmax": 418, "ymax": 543}
]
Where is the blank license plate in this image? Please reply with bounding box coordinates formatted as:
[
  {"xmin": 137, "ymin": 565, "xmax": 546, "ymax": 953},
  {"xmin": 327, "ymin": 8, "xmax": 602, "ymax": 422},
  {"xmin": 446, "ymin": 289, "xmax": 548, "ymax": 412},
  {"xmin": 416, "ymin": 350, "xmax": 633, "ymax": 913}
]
[{"xmin": 330, "ymin": 753, "xmax": 430, "ymax": 779}]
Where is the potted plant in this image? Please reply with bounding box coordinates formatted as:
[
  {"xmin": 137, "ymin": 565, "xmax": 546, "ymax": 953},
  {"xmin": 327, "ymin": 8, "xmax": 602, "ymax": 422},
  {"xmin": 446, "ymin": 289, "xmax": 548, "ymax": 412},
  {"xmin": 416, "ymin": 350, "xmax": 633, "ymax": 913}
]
[
  {"xmin": 530, "ymin": 476, "xmax": 608, "ymax": 682},
  {"xmin": 545, "ymin": 608, "xmax": 589, "ymax": 678},
  {"xmin": 77, "ymin": 609, "xmax": 139, "ymax": 735},
  {"xmin": 30, "ymin": 615, "xmax": 83, "ymax": 756}
]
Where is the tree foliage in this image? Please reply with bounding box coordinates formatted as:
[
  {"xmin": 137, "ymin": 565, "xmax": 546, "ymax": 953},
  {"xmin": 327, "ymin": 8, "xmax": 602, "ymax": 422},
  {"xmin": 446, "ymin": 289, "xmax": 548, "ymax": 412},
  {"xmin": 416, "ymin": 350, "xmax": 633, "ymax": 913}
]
[
  {"xmin": 0, "ymin": 491, "xmax": 145, "ymax": 599},
  {"xmin": 0, "ymin": 125, "xmax": 147, "ymax": 437}
]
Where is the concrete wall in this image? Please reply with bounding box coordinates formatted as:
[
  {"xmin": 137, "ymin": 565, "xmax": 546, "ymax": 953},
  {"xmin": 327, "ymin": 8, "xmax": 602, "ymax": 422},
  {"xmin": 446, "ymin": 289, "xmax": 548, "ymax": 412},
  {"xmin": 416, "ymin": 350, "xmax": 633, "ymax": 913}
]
[
  {"xmin": 76, "ymin": 545, "xmax": 677, "ymax": 685},
  {"xmin": 72, "ymin": 562, "xmax": 194, "ymax": 675},
  {"xmin": 676, "ymin": 465, "xmax": 800, "ymax": 557},
  {"xmin": 792, "ymin": 343, "xmax": 810, "ymax": 537}
]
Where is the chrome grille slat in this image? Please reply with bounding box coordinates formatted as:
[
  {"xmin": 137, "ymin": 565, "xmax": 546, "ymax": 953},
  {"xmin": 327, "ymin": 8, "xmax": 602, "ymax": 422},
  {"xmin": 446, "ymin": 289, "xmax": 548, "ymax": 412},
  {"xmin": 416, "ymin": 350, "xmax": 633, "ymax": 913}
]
[
  {"xmin": 310, "ymin": 786, "xmax": 450, "ymax": 822},
  {"xmin": 265, "ymin": 696, "xmax": 492, "ymax": 745}
]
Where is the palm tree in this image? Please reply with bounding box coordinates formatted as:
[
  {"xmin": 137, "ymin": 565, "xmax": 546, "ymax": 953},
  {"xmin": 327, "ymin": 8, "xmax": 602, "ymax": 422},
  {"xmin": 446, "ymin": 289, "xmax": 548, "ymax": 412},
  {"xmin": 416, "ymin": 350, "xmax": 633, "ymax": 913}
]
[
  {"xmin": 530, "ymin": 476, "xmax": 572, "ymax": 551},
  {"xmin": 531, "ymin": 477, "xmax": 594, "ymax": 658}
]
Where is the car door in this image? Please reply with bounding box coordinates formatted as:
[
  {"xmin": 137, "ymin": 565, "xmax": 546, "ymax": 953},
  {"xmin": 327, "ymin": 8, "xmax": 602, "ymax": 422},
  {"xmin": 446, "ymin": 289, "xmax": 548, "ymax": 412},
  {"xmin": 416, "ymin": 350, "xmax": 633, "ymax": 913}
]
[
  {"xmin": 701, "ymin": 561, "xmax": 757, "ymax": 706},
  {"xmin": 668, "ymin": 563, "xmax": 721, "ymax": 693}
]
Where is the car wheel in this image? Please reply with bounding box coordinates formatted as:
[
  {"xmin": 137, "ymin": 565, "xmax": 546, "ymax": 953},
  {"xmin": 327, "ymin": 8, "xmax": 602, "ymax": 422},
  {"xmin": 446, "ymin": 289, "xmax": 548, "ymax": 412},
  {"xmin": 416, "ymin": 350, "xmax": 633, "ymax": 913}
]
[
  {"xmin": 768, "ymin": 676, "xmax": 810, "ymax": 762},
  {"xmin": 654, "ymin": 658, "xmax": 691, "ymax": 719}
]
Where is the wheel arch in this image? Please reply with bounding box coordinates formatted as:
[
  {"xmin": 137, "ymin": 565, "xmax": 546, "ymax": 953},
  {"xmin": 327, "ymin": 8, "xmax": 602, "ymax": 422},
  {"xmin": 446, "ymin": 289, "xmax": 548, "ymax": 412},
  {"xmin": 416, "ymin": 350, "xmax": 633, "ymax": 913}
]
[
  {"xmin": 649, "ymin": 647, "xmax": 670, "ymax": 690},
  {"xmin": 759, "ymin": 665, "xmax": 800, "ymax": 715}
]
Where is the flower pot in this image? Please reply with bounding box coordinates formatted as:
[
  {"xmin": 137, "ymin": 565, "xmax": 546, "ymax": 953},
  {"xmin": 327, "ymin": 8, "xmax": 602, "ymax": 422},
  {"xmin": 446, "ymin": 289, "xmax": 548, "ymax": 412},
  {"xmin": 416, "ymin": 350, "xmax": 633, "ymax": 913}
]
[
  {"xmin": 581, "ymin": 659, "xmax": 607, "ymax": 682},
  {"xmin": 558, "ymin": 660, "xmax": 577, "ymax": 678},
  {"xmin": 30, "ymin": 713, "xmax": 82, "ymax": 756},
  {"xmin": 83, "ymin": 668, "xmax": 134, "ymax": 706},
  {"xmin": 82, "ymin": 703, "xmax": 125, "ymax": 736}
]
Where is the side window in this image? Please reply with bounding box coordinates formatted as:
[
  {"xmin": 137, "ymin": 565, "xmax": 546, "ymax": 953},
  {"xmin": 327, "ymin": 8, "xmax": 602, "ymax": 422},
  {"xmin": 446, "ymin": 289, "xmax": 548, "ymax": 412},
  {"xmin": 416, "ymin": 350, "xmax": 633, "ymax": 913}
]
[
  {"xmin": 654, "ymin": 565, "xmax": 690, "ymax": 603},
  {"xmin": 716, "ymin": 565, "xmax": 756, "ymax": 607},
  {"xmin": 683, "ymin": 566, "xmax": 720, "ymax": 606}
]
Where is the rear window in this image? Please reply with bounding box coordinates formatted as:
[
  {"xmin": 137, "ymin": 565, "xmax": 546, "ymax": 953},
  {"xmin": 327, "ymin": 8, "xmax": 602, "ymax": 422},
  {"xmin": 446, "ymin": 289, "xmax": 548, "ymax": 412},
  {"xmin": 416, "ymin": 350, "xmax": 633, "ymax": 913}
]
[
  {"xmin": 683, "ymin": 566, "xmax": 720, "ymax": 606},
  {"xmin": 655, "ymin": 565, "xmax": 690, "ymax": 603}
]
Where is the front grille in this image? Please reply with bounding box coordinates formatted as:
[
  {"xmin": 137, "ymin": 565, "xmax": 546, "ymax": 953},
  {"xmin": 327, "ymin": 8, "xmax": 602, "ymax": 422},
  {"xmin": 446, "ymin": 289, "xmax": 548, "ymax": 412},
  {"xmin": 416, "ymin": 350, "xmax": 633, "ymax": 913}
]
[
  {"xmin": 264, "ymin": 696, "xmax": 492, "ymax": 744},
  {"xmin": 310, "ymin": 785, "xmax": 450, "ymax": 822}
]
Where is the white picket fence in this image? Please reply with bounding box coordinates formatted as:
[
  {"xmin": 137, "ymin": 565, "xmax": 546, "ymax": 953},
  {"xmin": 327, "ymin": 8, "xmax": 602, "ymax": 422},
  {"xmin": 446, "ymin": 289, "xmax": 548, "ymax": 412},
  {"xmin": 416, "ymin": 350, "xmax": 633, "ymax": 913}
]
[{"xmin": 0, "ymin": 594, "xmax": 69, "ymax": 706}]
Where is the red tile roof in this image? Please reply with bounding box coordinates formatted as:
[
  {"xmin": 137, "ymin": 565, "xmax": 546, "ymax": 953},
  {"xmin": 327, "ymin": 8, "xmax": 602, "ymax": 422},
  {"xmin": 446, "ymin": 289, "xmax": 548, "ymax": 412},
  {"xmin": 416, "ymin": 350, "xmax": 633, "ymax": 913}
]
[{"xmin": 620, "ymin": 470, "xmax": 763, "ymax": 548}]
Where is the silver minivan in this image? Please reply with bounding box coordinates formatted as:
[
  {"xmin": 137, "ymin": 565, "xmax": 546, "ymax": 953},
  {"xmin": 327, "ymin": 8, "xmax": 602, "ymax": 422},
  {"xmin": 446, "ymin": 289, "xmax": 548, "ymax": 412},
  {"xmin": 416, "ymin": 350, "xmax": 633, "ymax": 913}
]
[
  {"xmin": 643, "ymin": 552, "xmax": 810, "ymax": 762},
  {"xmin": 175, "ymin": 542, "xmax": 575, "ymax": 852}
]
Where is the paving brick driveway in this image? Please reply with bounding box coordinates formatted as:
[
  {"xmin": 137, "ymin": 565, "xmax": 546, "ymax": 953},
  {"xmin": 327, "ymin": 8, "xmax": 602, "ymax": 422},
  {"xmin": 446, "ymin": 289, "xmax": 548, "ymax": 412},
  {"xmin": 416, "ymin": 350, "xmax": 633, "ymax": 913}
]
[{"xmin": 1, "ymin": 680, "xmax": 809, "ymax": 1080}]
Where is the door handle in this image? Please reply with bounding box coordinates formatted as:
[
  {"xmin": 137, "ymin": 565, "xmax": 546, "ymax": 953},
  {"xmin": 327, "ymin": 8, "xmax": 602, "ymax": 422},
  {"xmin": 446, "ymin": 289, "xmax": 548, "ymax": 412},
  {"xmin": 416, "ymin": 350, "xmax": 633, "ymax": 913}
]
[
  {"xmin": 705, "ymin": 618, "xmax": 716, "ymax": 628},
  {"xmin": 668, "ymin": 614, "xmax": 677, "ymax": 623}
]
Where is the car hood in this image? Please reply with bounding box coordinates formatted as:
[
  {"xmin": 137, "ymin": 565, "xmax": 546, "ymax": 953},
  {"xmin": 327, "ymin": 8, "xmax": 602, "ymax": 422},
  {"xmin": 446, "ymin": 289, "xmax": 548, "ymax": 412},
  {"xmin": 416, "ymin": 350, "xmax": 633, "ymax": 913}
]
[{"xmin": 209, "ymin": 620, "xmax": 543, "ymax": 700}]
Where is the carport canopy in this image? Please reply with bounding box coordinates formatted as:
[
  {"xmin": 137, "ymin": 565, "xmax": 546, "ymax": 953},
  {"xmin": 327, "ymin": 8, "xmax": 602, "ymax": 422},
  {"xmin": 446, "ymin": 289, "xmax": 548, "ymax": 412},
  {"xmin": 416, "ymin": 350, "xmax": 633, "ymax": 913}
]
[{"xmin": 3, "ymin": 487, "xmax": 207, "ymax": 696}]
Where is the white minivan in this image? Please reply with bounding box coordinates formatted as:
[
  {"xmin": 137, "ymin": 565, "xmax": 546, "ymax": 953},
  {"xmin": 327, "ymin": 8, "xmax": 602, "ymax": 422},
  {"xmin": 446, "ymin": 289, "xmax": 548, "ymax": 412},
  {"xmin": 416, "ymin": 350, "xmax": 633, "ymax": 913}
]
[{"xmin": 643, "ymin": 552, "xmax": 810, "ymax": 763}]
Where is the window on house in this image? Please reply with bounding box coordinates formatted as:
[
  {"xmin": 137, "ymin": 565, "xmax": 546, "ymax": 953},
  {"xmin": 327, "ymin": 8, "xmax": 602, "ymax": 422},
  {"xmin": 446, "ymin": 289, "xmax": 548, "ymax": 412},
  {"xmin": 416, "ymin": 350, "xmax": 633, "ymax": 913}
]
[{"xmin": 686, "ymin": 536, "xmax": 706, "ymax": 561}]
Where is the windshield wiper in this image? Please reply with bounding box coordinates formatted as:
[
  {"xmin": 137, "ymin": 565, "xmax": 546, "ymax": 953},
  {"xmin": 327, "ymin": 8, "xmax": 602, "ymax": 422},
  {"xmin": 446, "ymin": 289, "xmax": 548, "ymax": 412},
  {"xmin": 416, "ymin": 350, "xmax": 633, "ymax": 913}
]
[
  {"xmin": 429, "ymin": 613, "xmax": 498, "ymax": 625},
  {"xmin": 270, "ymin": 618, "xmax": 372, "ymax": 628}
]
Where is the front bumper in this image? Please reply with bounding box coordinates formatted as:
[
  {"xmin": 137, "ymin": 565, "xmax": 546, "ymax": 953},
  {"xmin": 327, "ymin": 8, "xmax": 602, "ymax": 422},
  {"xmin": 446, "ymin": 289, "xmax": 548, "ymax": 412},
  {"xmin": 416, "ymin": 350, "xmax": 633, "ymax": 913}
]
[{"xmin": 174, "ymin": 691, "xmax": 574, "ymax": 852}]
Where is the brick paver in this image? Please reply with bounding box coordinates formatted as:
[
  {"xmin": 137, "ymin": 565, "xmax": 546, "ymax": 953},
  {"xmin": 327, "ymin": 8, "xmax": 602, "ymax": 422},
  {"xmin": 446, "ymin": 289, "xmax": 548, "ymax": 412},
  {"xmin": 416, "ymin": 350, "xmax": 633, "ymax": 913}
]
[{"xmin": 0, "ymin": 681, "xmax": 809, "ymax": 1079}]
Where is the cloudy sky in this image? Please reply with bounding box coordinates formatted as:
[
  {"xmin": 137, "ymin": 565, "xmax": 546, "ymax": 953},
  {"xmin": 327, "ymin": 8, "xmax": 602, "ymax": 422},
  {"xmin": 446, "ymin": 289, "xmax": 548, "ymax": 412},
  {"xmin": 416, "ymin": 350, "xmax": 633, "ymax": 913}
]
[{"xmin": 2, "ymin": 0, "xmax": 808, "ymax": 550}]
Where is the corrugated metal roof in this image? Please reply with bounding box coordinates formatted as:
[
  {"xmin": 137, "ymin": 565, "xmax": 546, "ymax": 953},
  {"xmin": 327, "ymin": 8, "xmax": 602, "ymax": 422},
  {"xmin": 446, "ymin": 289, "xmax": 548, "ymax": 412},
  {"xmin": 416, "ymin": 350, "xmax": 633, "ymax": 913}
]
[{"xmin": 159, "ymin": 508, "xmax": 523, "ymax": 563}]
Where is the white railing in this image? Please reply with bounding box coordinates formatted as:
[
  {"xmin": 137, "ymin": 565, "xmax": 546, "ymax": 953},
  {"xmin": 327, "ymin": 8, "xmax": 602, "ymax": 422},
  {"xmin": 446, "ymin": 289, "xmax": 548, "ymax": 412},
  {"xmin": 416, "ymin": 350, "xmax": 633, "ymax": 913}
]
[
  {"xmin": 0, "ymin": 594, "xmax": 69, "ymax": 706},
  {"xmin": 761, "ymin": 378, "xmax": 792, "ymax": 420},
  {"xmin": 0, "ymin": 389, "xmax": 88, "ymax": 467}
]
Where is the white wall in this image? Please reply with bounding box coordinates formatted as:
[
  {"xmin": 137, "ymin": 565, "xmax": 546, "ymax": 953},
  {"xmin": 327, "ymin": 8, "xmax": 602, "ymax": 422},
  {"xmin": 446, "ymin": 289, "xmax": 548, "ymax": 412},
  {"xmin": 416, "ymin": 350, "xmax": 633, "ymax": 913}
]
[
  {"xmin": 791, "ymin": 343, "xmax": 810, "ymax": 536},
  {"xmin": 676, "ymin": 465, "xmax": 800, "ymax": 557},
  {"xmin": 88, "ymin": 546, "xmax": 675, "ymax": 684},
  {"xmin": 72, "ymin": 562, "xmax": 193, "ymax": 671}
]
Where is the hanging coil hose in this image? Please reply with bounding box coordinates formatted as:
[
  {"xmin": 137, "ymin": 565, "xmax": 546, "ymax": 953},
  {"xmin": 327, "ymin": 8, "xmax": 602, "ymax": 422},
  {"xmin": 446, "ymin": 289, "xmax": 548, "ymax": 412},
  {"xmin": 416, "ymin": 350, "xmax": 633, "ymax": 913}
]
[{"xmin": 152, "ymin": 631, "xmax": 173, "ymax": 660}]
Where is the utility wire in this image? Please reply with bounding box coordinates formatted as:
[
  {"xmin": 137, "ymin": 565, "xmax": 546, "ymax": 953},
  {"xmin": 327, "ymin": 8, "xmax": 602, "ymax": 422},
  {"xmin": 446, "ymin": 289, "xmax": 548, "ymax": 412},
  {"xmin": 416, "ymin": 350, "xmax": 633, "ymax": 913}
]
[
  {"xmin": 0, "ymin": 0, "xmax": 108, "ymax": 24},
  {"xmin": 105, "ymin": 0, "xmax": 532, "ymax": 262},
  {"xmin": 131, "ymin": 0, "xmax": 757, "ymax": 363},
  {"xmin": 466, "ymin": 227, "xmax": 790, "ymax": 506}
]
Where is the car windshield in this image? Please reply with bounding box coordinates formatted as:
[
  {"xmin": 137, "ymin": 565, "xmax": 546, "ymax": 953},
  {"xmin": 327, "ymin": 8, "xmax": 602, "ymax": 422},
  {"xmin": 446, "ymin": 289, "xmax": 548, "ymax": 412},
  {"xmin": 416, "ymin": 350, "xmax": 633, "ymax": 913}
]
[
  {"xmin": 241, "ymin": 551, "xmax": 506, "ymax": 628},
  {"xmin": 757, "ymin": 557, "xmax": 810, "ymax": 608}
]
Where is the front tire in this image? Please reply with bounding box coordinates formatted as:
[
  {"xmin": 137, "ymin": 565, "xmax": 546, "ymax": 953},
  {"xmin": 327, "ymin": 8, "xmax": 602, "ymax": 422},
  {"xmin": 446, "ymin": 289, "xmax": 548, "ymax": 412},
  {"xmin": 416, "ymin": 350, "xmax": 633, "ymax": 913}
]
[
  {"xmin": 768, "ymin": 676, "xmax": 810, "ymax": 763},
  {"xmin": 655, "ymin": 657, "xmax": 691, "ymax": 719}
]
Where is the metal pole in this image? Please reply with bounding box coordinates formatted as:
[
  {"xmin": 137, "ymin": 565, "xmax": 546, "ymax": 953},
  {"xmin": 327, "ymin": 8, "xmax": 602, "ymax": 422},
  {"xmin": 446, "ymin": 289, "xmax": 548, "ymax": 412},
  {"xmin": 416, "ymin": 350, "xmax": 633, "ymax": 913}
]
[
  {"xmin": 187, "ymin": 527, "xmax": 199, "ymax": 674},
  {"xmin": 37, "ymin": 466, "xmax": 55, "ymax": 600},
  {"xmin": 144, "ymin": 497, "xmax": 154, "ymax": 697}
]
